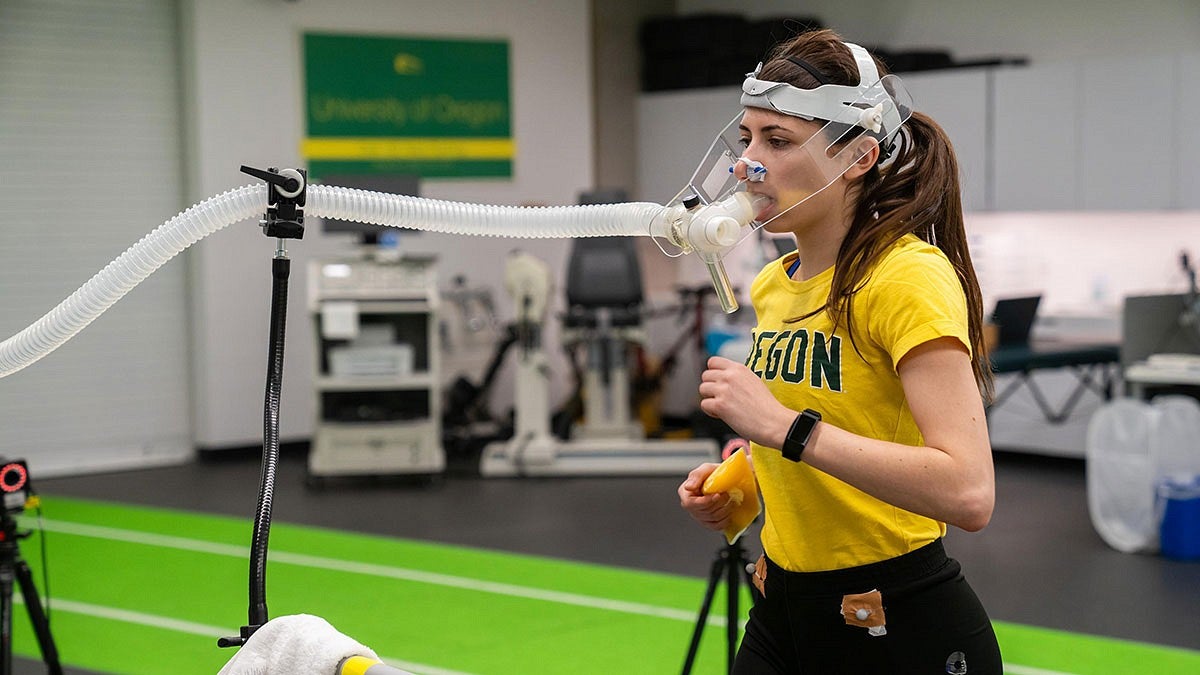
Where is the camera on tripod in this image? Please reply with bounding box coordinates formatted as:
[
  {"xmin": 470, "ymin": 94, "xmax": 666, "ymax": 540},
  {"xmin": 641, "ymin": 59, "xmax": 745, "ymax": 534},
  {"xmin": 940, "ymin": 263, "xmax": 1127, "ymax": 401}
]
[
  {"xmin": 0, "ymin": 459, "xmax": 32, "ymax": 516},
  {"xmin": 0, "ymin": 457, "xmax": 60, "ymax": 674}
]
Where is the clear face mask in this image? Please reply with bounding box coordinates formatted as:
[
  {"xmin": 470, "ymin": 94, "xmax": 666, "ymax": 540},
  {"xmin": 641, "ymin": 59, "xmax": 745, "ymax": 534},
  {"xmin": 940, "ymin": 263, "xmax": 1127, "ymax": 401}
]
[{"xmin": 649, "ymin": 73, "xmax": 913, "ymax": 263}]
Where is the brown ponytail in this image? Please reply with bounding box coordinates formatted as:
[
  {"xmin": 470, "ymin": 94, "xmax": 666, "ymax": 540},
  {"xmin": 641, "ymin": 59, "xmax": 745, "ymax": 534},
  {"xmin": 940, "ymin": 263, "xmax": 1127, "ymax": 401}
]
[{"xmin": 762, "ymin": 30, "xmax": 994, "ymax": 400}]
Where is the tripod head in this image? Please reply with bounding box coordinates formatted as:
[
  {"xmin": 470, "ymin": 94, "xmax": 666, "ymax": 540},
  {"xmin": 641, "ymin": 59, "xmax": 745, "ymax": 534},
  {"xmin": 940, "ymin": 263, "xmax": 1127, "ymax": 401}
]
[{"xmin": 240, "ymin": 165, "xmax": 307, "ymax": 240}]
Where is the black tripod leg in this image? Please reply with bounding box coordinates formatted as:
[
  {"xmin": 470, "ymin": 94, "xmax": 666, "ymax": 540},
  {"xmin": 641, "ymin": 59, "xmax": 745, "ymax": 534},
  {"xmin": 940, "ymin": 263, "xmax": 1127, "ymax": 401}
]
[
  {"xmin": 13, "ymin": 560, "xmax": 61, "ymax": 675},
  {"xmin": 725, "ymin": 550, "xmax": 738, "ymax": 672},
  {"xmin": 681, "ymin": 554, "xmax": 725, "ymax": 675},
  {"xmin": 1, "ymin": 566, "xmax": 13, "ymax": 675}
]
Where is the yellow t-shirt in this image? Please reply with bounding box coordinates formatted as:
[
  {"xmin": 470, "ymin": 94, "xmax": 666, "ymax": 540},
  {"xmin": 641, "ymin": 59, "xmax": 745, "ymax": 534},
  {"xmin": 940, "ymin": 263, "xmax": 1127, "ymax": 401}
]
[{"xmin": 746, "ymin": 234, "xmax": 970, "ymax": 572}]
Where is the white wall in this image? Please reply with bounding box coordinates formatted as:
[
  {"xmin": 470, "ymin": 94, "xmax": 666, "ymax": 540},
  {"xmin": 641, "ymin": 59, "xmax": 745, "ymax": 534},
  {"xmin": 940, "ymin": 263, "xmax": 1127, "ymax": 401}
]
[
  {"xmin": 182, "ymin": 0, "xmax": 593, "ymax": 448},
  {"xmin": 20, "ymin": 1, "xmax": 1192, "ymax": 459},
  {"xmin": 968, "ymin": 212, "xmax": 1200, "ymax": 318},
  {"xmin": 678, "ymin": 0, "xmax": 1200, "ymax": 63},
  {"xmin": 969, "ymin": 212, "xmax": 1200, "ymax": 458}
]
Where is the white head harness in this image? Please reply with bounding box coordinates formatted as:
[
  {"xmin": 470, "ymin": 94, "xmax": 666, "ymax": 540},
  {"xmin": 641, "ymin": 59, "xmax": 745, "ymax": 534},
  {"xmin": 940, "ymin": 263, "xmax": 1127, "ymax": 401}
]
[{"xmin": 740, "ymin": 42, "xmax": 905, "ymax": 153}]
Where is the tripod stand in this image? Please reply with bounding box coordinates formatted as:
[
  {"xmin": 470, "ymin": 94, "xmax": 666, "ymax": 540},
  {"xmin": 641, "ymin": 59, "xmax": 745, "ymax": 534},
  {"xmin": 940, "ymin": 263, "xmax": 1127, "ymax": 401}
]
[
  {"xmin": 0, "ymin": 513, "xmax": 61, "ymax": 675},
  {"xmin": 680, "ymin": 537, "xmax": 758, "ymax": 675}
]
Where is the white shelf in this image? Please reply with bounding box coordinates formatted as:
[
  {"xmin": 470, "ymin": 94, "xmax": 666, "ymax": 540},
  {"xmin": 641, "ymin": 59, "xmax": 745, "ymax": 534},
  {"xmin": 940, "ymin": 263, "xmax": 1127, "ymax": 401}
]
[
  {"xmin": 315, "ymin": 374, "xmax": 435, "ymax": 390},
  {"xmin": 309, "ymin": 257, "xmax": 444, "ymax": 478}
]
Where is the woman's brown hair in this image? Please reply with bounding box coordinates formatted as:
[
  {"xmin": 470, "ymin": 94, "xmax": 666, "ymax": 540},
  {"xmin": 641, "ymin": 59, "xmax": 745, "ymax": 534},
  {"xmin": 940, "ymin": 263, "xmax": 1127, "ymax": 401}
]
[{"xmin": 761, "ymin": 29, "xmax": 994, "ymax": 400}]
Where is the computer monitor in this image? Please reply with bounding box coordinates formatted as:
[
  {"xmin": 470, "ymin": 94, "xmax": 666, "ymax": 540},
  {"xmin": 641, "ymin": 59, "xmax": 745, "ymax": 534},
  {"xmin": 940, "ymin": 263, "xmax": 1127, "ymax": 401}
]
[
  {"xmin": 1121, "ymin": 293, "xmax": 1200, "ymax": 368},
  {"xmin": 989, "ymin": 295, "xmax": 1041, "ymax": 347},
  {"xmin": 317, "ymin": 174, "xmax": 420, "ymax": 245}
]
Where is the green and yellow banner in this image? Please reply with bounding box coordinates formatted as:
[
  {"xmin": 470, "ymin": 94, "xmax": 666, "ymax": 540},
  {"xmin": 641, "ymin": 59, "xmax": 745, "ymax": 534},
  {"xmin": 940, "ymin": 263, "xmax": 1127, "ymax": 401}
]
[{"xmin": 303, "ymin": 32, "xmax": 512, "ymax": 179}]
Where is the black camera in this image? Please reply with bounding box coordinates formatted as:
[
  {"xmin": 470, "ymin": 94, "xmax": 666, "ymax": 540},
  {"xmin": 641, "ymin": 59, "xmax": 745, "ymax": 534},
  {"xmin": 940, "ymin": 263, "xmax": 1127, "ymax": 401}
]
[{"xmin": 0, "ymin": 460, "xmax": 31, "ymax": 515}]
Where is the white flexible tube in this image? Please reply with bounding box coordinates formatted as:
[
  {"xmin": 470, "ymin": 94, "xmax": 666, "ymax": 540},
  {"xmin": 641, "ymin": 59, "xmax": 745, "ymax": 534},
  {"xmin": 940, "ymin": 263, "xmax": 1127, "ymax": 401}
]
[
  {"xmin": 0, "ymin": 184, "xmax": 671, "ymax": 379},
  {"xmin": 311, "ymin": 185, "xmax": 665, "ymax": 238}
]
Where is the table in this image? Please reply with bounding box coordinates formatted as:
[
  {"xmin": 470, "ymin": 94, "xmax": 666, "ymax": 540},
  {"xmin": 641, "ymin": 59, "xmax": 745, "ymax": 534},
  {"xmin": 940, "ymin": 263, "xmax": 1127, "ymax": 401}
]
[
  {"xmin": 1124, "ymin": 358, "xmax": 1200, "ymax": 400},
  {"xmin": 988, "ymin": 341, "xmax": 1122, "ymax": 423}
]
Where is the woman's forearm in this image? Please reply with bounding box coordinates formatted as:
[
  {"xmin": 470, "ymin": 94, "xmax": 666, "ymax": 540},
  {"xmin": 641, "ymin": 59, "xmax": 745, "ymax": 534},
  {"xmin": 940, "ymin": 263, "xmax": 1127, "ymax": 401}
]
[{"xmin": 795, "ymin": 421, "xmax": 994, "ymax": 531}]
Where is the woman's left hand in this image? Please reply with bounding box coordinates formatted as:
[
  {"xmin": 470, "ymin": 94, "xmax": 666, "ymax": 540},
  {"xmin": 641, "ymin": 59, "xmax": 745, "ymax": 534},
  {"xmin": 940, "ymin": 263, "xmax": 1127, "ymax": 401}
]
[{"xmin": 698, "ymin": 356, "xmax": 792, "ymax": 447}]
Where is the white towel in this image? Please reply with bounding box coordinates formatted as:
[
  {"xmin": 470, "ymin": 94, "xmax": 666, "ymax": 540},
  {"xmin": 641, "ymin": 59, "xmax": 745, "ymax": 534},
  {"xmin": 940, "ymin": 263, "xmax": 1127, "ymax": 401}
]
[{"xmin": 218, "ymin": 614, "xmax": 381, "ymax": 675}]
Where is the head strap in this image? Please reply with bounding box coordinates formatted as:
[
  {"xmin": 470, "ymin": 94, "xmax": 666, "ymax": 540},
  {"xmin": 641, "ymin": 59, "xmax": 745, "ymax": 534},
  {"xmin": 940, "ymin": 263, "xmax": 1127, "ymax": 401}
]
[
  {"xmin": 784, "ymin": 56, "xmax": 831, "ymax": 85},
  {"xmin": 741, "ymin": 42, "xmax": 902, "ymax": 148}
]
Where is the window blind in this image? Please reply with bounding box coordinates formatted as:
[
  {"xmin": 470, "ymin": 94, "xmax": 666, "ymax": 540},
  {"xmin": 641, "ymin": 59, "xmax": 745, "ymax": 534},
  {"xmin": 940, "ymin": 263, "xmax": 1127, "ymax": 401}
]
[{"xmin": 0, "ymin": 0, "xmax": 192, "ymax": 476}]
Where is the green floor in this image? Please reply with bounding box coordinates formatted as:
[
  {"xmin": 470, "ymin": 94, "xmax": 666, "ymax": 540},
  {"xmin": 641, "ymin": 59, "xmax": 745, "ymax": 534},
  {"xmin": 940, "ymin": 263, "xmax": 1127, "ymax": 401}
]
[{"xmin": 11, "ymin": 496, "xmax": 1200, "ymax": 675}]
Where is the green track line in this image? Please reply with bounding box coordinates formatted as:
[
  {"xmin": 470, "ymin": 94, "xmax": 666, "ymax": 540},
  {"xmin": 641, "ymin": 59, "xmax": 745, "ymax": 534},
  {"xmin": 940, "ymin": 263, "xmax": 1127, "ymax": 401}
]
[{"xmin": 8, "ymin": 496, "xmax": 1199, "ymax": 675}]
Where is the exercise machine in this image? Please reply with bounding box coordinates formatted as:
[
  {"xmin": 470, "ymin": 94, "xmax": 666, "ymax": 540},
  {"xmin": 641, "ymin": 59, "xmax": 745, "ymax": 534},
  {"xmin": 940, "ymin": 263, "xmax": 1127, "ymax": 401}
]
[{"xmin": 480, "ymin": 246, "xmax": 717, "ymax": 477}]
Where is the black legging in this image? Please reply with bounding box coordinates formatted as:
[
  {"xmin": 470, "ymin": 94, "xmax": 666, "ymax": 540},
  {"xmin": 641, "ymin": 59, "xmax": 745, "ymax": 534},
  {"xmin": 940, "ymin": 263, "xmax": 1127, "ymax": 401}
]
[{"xmin": 734, "ymin": 540, "xmax": 1002, "ymax": 675}]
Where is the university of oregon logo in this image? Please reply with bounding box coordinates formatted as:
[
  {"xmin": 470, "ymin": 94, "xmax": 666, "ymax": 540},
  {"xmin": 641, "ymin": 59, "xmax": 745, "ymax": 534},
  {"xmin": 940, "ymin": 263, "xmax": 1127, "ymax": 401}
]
[
  {"xmin": 393, "ymin": 52, "xmax": 424, "ymax": 75},
  {"xmin": 745, "ymin": 329, "xmax": 842, "ymax": 391}
]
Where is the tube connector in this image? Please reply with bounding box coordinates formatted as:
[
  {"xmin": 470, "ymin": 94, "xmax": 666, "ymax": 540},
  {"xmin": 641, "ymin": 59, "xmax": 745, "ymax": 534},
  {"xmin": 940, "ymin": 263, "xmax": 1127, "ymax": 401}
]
[
  {"xmin": 683, "ymin": 191, "xmax": 763, "ymax": 256},
  {"xmin": 647, "ymin": 202, "xmax": 692, "ymax": 253},
  {"xmin": 678, "ymin": 191, "xmax": 767, "ymax": 314}
]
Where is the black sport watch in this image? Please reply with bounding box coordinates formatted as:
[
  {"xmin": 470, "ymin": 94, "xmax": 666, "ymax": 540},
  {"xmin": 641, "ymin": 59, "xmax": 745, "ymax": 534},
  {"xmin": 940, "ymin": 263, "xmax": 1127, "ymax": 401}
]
[{"xmin": 781, "ymin": 409, "xmax": 822, "ymax": 462}]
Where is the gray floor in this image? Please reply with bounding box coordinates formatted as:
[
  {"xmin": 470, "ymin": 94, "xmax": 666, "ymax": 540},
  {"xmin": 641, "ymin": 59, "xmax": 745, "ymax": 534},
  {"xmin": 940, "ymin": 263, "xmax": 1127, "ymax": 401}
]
[{"xmin": 25, "ymin": 447, "xmax": 1200, "ymax": 675}]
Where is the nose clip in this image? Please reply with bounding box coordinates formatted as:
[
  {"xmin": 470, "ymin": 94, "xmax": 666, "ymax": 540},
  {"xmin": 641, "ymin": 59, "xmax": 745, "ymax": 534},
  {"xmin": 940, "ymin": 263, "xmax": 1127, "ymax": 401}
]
[{"xmin": 728, "ymin": 157, "xmax": 767, "ymax": 182}]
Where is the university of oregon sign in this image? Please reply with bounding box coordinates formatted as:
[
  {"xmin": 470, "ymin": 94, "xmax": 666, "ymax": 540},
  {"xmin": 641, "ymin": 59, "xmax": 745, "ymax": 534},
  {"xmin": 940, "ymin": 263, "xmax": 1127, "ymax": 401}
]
[{"xmin": 303, "ymin": 32, "xmax": 512, "ymax": 179}]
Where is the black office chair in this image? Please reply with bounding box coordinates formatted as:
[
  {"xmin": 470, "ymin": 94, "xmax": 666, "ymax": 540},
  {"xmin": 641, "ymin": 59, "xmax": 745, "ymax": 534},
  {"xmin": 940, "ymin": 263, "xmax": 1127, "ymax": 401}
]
[
  {"xmin": 566, "ymin": 188, "xmax": 641, "ymax": 328},
  {"xmin": 564, "ymin": 237, "xmax": 643, "ymax": 329}
]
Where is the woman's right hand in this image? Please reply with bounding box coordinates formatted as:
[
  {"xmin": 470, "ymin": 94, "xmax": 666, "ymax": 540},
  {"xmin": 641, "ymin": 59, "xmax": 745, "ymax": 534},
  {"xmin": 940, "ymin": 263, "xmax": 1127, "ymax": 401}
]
[{"xmin": 678, "ymin": 463, "xmax": 732, "ymax": 532}]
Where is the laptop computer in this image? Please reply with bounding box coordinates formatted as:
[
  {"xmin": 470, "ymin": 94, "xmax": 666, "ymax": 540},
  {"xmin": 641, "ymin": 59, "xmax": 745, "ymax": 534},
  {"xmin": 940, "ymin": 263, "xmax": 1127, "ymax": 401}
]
[{"xmin": 990, "ymin": 295, "xmax": 1042, "ymax": 347}]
